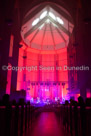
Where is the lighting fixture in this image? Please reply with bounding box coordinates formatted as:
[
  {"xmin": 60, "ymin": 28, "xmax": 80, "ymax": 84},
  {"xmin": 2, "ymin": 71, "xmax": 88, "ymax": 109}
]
[
  {"xmin": 49, "ymin": 12, "xmax": 56, "ymax": 20},
  {"xmin": 32, "ymin": 18, "xmax": 39, "ymax": 26},
  {"xmin": 40, "ymin": 11, "xmax": 47, "ymax": 19},
  {"xmin": 56, "ymin": 17, "xmax": 64, "ymax": 25}
]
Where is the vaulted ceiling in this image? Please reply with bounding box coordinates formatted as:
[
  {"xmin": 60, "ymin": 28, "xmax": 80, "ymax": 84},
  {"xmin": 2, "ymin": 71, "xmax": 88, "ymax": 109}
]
[{"xmin": 21, "ymin": 2, "xmax": 74, "ymax": 51}]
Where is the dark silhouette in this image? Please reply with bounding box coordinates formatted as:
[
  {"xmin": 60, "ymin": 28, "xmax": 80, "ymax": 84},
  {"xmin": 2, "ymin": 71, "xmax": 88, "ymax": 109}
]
[{"xmin": 78, "ymin": 96, "xmax": 84, "ymax": 106}]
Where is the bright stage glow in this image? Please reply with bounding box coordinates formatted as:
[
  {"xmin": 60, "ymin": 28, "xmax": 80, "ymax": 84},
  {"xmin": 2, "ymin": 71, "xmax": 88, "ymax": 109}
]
[
  {"xmin": 49, "ymin": 12, "xmax": 56, "ymax": 20},
  {"xmin": 32, "ymin": 18, "xmax": 39, "ymax": 26},
  {"xmin": 55, "ymin": 97, "xmax": 58, "ymax": 101},
  {"xmin": 17, "ymin": 48, "xmax": 68, "ymax": 103},
  {"xmin": 40, "ymin": 11, "xmax": 47, "ymax": 19},
  {"xmin": 56, "ymin": 17, "xmax": 64, "ymax": 25},
  {"xmin": 30, "ymin": 97, "xmax": 34, "ymax": 103},
  {"xmin": 45, "ymin": 88, "xmax": 49, "ymax": 92}
]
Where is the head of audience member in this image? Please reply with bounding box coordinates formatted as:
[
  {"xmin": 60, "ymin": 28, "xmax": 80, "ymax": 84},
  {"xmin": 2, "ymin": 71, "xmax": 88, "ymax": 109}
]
[
  {"xmin": 78, "ymin": 96, "xmax": 84, "ymax": 106},
  {"xmin": 86, "ymin": 98, "xmax": 91, "ymax": 106},
  {"xmin": 2, "ymin": 94, "xmax": 10, "ymax": 105}
]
